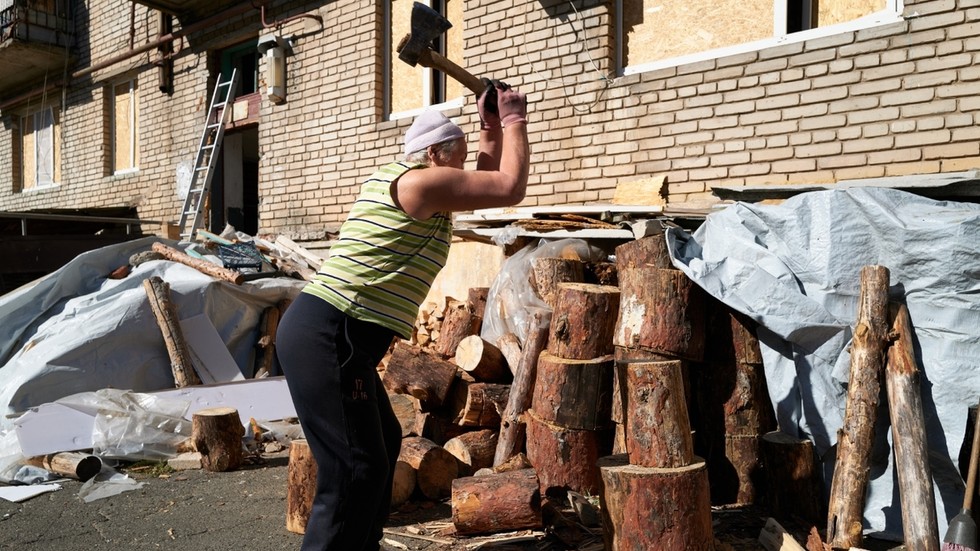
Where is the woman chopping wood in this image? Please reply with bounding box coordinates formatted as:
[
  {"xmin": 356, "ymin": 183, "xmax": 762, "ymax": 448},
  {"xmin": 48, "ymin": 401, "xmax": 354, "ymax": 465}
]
[{"xmin": 276, "ymin": 81, "xmax": 529, "ymax": 551}]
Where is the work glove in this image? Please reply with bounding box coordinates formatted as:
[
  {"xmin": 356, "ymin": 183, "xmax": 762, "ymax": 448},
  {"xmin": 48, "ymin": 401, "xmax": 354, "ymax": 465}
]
[
  {"xmin": 495, "ymin": 82, "xmax": 527, "ymax": 128},
  {"xmin": 477, "ymin": 78, "xmax": 502, "ymax": 130}
]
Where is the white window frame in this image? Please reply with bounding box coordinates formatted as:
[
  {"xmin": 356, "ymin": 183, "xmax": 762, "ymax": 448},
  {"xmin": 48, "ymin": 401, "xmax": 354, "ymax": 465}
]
[
  {"xmin": 20, "ymin": 105, "xmax": 59, "ymax": 192},
  {"xmin": 616, "ymin": 0, "xmax": 905, "ymax": 76},
  {"xmin": 111, "ymin": 78, "xmax": 139, "ymax": 175}
]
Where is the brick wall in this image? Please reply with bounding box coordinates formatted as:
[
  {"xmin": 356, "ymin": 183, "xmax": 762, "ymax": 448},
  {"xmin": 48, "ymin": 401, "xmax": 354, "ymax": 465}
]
[{"xmin": 1, "ymin": 0, "xmax": 978, "ymax": 236}]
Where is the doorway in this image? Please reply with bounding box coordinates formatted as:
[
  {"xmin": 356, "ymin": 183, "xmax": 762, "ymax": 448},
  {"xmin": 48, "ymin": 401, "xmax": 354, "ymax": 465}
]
[{"xmin": 212, "ymin": 127, "xmax": 259, "ymax": 236}]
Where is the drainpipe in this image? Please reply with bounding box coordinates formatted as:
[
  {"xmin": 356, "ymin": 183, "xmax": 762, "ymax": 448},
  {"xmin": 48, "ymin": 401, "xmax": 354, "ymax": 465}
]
[{"xmin": 0, "ymin": 1, "xmax": 262, "ymax": 111}]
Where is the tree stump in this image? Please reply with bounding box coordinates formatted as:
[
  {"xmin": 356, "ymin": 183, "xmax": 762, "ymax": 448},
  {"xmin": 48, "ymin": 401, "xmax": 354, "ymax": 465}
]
[
  {"xmin": 383, "ymin": 341, "xmax": 459, "ymax": 410},
  {"xmin": 391, "ymin": 457, "xmax": 417, "ymax": 508},
  {"xmin": 398, "ymin": 436, "xmax": 459, "ymax": 500},
  {"xmin": 532, "ymin": 351, "xmax": 614, "ymax": 430},
  {"xmin": 547, "ymin": 283, "xmax": 620, "ymax": 360},
  {"xmin": 444, "ymin": 429, "xmax": 498, "ymax": 476},
  {"xmin": 614, "ymin": 267, "xmax": 706, "ymax": 361},
  {"xmin": 761, "ymin": 431, "xmax": 823, "ymax": 526},
  {"xmin": 525, "ymin": 408, "xmax": 612, "ymax": 497},
  {"xmin": 623, "ymin": 360, "xmax": 694, "ymax": 468},
  {"xmin": 191, "ymin": 407, "xmax": 244, "ymax": 472},
  {"xmin": 454, "ymin": 382, "xmax": 510, "ymax": 428},
  {"xmin": 451, "ymin": 468, "xmax": 543, "ymax": 536},
  {"xmin": 455, "ymin": 336, "xmax": 512, "ymax": 383},
  {"xmin": 530, "ymin": 257, "xmax": 585, "ymax": 308},
  {"xmin": 286, "ymin": 439, "xmax": 316, "ymax": 534},
  {"xmin": 437, "ymin": 298, "xmax": 476, "ymax": 359},
  {"xmin": 598, "ymin": 454, "xmax": 713, "ymax": 551}
]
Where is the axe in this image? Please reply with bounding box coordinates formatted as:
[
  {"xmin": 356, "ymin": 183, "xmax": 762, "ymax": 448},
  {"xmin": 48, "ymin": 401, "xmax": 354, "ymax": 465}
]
[{"xmin": 396, "ymin": 2, "xmax": 486, "ymax": 97}]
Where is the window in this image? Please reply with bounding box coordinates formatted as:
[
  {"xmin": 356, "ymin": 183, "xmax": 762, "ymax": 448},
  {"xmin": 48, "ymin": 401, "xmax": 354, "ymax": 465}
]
[
  {"xmin": 19, "ymin": 106, "xmax": 61, "ymax": 191},
  {"xmin": 221, "ymin": 40, "xmax": 260, "ymax": 98},
  {"xmin": 386, "ymin": 0, "xmax": 464, "ymax": 116},
  {"xmin": 111, "ymin": 79, "xmax": 139, "ymax": 173},
  {"xmin": 618, "ymin": 0, "xmax": 903, "ymax": 74}
]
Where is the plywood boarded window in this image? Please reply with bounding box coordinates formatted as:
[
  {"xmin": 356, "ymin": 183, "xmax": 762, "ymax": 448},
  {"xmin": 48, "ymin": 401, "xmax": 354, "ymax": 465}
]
[
  {"xmin": 389, "ymin": 0, "xmax": 463, "ymax": 114},
  {"xmin": 19, "ymin": 106, "xmax": 61, "ymax": 190},
  {"xmin": 622, "ymin": 0, "xmax": 890, "ymax": 68},
  {"xmin": 112, "ymin": 79, "xmax": 139, "ymax": 173}
]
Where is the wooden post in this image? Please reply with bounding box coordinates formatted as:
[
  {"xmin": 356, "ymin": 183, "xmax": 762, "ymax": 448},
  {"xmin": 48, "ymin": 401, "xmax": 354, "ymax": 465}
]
[
  {"xmin": 24, "ymin": 452, "xmax": 102, "ymax": 481},
  {"xmin": 885, "ymin": 303, "xmax": 939, "ymax": 551},
  {"xmin": 623, "ymin": 360, "xmax": 694, "ymax": 468},
  {"xmin": 494, "ymin": 311, "xmax": 549, "ymax": 466},
  {"xmin": 451, "ymin": 468, "xmax": 543, "ymax": 536},
  {"xmin": 826, "ymin": 265, "xmax": 890, "ymax": 550},
  {"xmin": 143, "ymin": 276, "xmax": 201, "ymax": 387},
  {"xmin": 191, "ymin": 407, "xmax": 245, "ymax": 472},
  {"xmin": 151, "ymin": 242, "xmax": 245, "ymax": 284},
  {"xmin": 286, "ymin": 439, "xmax": 316, "ymax": 534}
]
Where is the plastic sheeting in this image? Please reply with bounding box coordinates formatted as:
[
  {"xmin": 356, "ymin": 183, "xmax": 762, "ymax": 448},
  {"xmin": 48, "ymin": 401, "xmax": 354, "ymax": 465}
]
[
  {"xmin": 0, "ymin": 236, "xmax": 305, "ymax": 428},
  {"xmin": 666, "ymin": 187, "xmax": 980, "ymax": 540}
]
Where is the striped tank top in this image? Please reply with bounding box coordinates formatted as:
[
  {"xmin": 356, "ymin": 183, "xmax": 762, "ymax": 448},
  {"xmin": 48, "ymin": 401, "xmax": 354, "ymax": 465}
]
[{"xmin": 303, "ymin": 161, "xmax": 452, "ymax": 339}]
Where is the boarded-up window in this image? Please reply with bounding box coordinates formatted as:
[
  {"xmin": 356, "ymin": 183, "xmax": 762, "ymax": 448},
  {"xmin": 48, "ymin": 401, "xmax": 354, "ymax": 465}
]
[
  {"xmin": 20, "ymin": 106, "xmax": 60, "ymax": 190},
  {"xmin": 389, "ymin": 0, "xmax": 463, "ymax": 114},
  {"xmin": 623, "ymin": 0, "xmax": 891, "ymax": 68},
  {"xmin": 112, "ymin": 79, "xmax": 139, "ymax": 172}
]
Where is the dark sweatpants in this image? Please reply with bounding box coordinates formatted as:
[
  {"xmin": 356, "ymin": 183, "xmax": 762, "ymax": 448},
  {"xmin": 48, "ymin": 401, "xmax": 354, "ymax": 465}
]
[{"xmin": 276, "ymin": 292, "xmax": 401, "ymax": 551}]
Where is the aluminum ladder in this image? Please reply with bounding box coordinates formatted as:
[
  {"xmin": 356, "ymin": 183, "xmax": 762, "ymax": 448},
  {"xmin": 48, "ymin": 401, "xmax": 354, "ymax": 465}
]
[{"xmin": 177, "ymin": 69, "xmax": 238, "ymax": 241}]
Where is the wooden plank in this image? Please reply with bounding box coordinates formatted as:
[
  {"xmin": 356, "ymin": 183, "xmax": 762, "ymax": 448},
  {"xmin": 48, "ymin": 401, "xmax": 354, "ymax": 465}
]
[
  {"xmin": 612, "ymin": 175, "xmax": 667, "ymax": 206},
  {"xmin": 456, "ymin": 204, "xmax": 665, "ymax": 224},
  {"xmin": 712, "ymin": 170, "xmax": 980, "ymax": 202}
]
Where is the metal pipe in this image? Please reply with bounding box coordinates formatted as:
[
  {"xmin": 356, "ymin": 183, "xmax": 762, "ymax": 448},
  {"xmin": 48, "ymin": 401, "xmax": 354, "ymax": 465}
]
[{"xmin": 260, "ymin": 3, "xmax": 322, "ymax": 29}]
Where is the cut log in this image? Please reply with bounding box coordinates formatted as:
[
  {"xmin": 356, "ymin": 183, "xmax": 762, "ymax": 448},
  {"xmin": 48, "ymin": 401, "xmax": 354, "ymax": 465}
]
[
  {"xmin": 389, "ymin": 392, "xmax": 418, "ymax": 438},
  {"xmin": 414, "ymin": 410, "xmax": 467, "ymax": 446},
  {"xmin": 719, "ymin": 434, "xmax": 762, "ymax": 506},
  {"xmin": 530, "ymin": 257, "xmax": 585, "ymax": 307},
  {"xmin": 598, "ymin": 454, "xmax": 713, "ymax": 551},
  {"xmin": 23, "ymin": 452, "xmax": 102, "ymax": 481},
  {"xmin": 547, "ymin": 282, "xmax": 620, "ymax": 360},
  {"xmin": 398, "ymin": 436, "xmax": 459, "ymax": 500},
  {"xmin": 143, "ymin": 276, "xmax": 201, "ymax": 387},
  {"xmin": 468, "ymin": 287, "xmax": 490, "ymax": 332},
  {"xmin": 525, "ymin": 408, "xmax": 612, "ymax": 497},
  {"xmin": 496, "ymin": 332, "xmax": 523, "ymax": 376},
  {"xmin": 151, "ymin": 242, "xmax": 245, "ymax": 284},
  {"xmin": 531, "ymin": 351, "xmax": 614, "ymax": 430},
  {"xmin": 454, "ymin": 336, "xmax": 512, "ymax": 383},
  {"xmin": 611, "ymin": 348, "xmax": 677, "ymax": 426},
  {"xmin": 589, "ymin": 261, "xmax": 618, "ymax": 287},
  {"xmin": 826, "ymin": 265, "xmax": 890, "ymax": 550},
  {"xmin": 286, "ymin": 439, "xmax": 316, "ymax": 534},
  {"xmin": 731, "ymin": 310, "xmax": 764, "ymax": 366},
  {"xmin": 494, "ymin": 311, "xmax": 550, "ymax": 466},
  {"xmin": 383, "ymin": 341, "xmax": 459, "ymax": 410},
  {"xmin": 451, "ymin": 468, "xmax": 543, "ymax": 536},
  {"xmin": 254, "ymin": 303, "xmax": 281, "ymax": 378},
  {"xmin": 614, "ymin": 234, "xmax": 674, "ymax": 270},
  {"xmin": 455, "ymin": 382, "xmax": 510, "ymax": 428},
  {"xmin": 761, "ymin": 431, "xmax": 823, "ymax": 526},
  {"xmin": 614, "ymin": 267, "xmax": 706, "ymax": 361},
  {"xmin": 623, "ymin": 360, "xmax": 694, "ymax": 468},
  {"xmin": 391, "ymin": 458, "xmax": 417, "ymax": 508},
  {"xmin": 191, "ymin": 406, "xmax": 245, "ymax": 472},
  {"xmin": 885, "ymin": 303, "xmax": 939, "ymax": 550},
  {"xmin": 437, "ymin": 298, "xmax": 476, "ymax": 359},
  {"xmin": 444, "ymin": 429, "xmax": 498, "ymax": 476}
]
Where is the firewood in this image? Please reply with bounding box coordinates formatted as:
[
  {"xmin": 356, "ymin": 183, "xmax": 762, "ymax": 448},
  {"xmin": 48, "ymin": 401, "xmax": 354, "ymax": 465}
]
[
  {"xmin": 495, "ymin": 332, "xmax": 523, "ymax": 376},
  {"xmin": 761, "ymin": 431, "xmax": 823, "ymax": 526},
  {"xmin": 525, "ymin": 408, "xmax": 612, "ymax": 497},
  {"xmin": 383, "ymin": 341, "xmax": 458, "ymax": 410},
  {"xmin": 414, "ymin": 410, "xmax": 466, "ymax": 446},
  {"xmin": 467, "ymin": 287, "xmax": 490, "ymax": 326},
  {"xmin": 547, "ymin": 282, "xmax": 620, "ymax": 360},
  {"xmin": 451, "ymin": 468, "xmax": 542, "ymax": 536},
  {"xmin": 454, "ymin": 382, "xmax": 509, "ymax": 428},
  {"xmin": 191, "ymin": 407, "xmax": 245, "ymax": 472},
  {"xmin": 614, "ymin": 234, "xmax": 674, "ymax": 270},
  {"xmin": 391, "ymin": 457, "xmax": 416, "ymax": 508},
  {"xmin": 531, "ymin": 351, "xmax": 614, "ymax": 430},
  {"xmin": 388, "ymin": 392, "xmax": 418, "ymax": 438},
  {"xmin": 143, "ymin": 276, "xmax": 201, "ymax": 387},
  {"xmin": 623, "ymin": 360, "xmax": 694, "ymax": 468},
  {"xmin": 437, "ymin": 298, "xmax": 476, "ymax": 359},
  {"xmin": 398, "ymin": 436, "xmax": 458, "ymax": 500},
  {"xmin": 254, "ymin": 303, "xmax": 281, "ymax": 378},
  {"xmin": 23, "ymin": 452, "xmax": 102, "ymax": 481},
  {"xmin": 454, "ymin": 336, "xmax": 512, "ymax": 383},
  {"xmin": 494, "ymin": 311, "xmax": 550, "ymax": 466},
  {"xmin": 151, "ymin": 242, "xmax": 245, "ymax": 284},
  {"xmin": 444, "ymin": 429, "xmax": 498, "ymax": 476},
  {"xmin": 530, "ymin": 257, "xmax": 585, "ymax": 307},
  {"xmin": 286, "ymin": 439, "xmax": 316, "ymax": 534},
  {"xmin": 826, "ymin": 266, "xmax": 890, "ymax": 550},
  {"xmin": 614, "ymin": 267, "xmax": 706, "ymax": 361}
]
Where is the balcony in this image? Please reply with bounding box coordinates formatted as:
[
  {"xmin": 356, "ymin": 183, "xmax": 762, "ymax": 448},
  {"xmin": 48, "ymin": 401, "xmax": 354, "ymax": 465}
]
[
  {"xmin": 127, "ymin": 0, "xmax": 245, "ymax": 23},
  {"xmin": 0, "ymin": 0, "xmax": 73, "ymax": 98}
]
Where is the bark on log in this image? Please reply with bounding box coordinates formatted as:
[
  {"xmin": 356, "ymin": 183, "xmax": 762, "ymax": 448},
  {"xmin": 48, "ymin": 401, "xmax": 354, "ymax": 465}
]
[
  {"xmin": 530, "ymin": 257, "xmax": 585, "ymax": 307},
  {"xmin": 454, "ymin": 336, "xmax": 512, "ymax": 383},
  {"xmin": 143, "ymin": 276, "xmax": 201, "ymax": 387},
  {"xmin": 399, "ymin": 436, "xmax": 459, "ymax": 500},
  {"xmin": 468, "ymin": 287, "xmax": 490, "ymax": 333},
  {"xmin": 414, "ymin": 411, "xmax": 467, "ymax": 446},
  {"xmin": 496, "ymin": 333, "xmax": 523, "ymax": 376},
  {"xmin": 611, "ymin": 348, "xmax": 676, "ymax": 426},
  {"xmin": 191, "ymin": 407, "xmax": 245, "ymax": 472},
  {"xmin": 731, "ymin": 310, "xmax": 764, "ymax": 366},
  {"xmin": 614, "ymin": 234, "xmax": 674, "ymax": 270},
  {"xmin": 718, "ymin": 434, "xmax": 762, "ymax": 506},
  {"xmin": 451, "ymin": 468, "xmax": 543, "ymax": 536},
  {"xmin": 531, "ymin": 351, "xmax": 614, "ymax": 430},
  {"xmin": 383, "ymin": 341, "xmax": 459, "ymax": 410},
  {"xmin": 286, "ymin": 439, "xmax": 316, "ymax": 534},
  {"xmin": 437, "ymin": 298, "xmax": 476, "ymax": 359},
  {"xmin": 826, "ymin": 265, "xmax": 890, "ymax": 550},
  {"xmin": 151, "ymin": 242, "xmax": 245, "ymax": 284},
  {"xmin": 761, "ymin": 431, "xmax": 823, "ymax": 526},
  {"xmin": 589, "ymin": 261, "xmax": 618, "ymax": 287},
  {"xmin": 525, "ymin": 408, "xmax": 612, "ymax": 497},
  {"xmin": 547, "ymin": 283, "xmax": 620, "ymax": 360},
  {"xmin": 455, "ymin": 382, "xmax": 510, "ymax": 428},
  {"xmin": 254, "ymin": 304, "xmax": 281, "ymax": 378},
  {"xmin": 389, "ymin": 392, "xmax": 418, "ymax": 438},
  {"xmin": 885, "ymin": 303, "xmax": 939, "ymax": 551},
  {"xmin": 444, "ymin": 429, "xmax": 498, "ymax": 476},
  {"xmin": 624, "ymin": 360, "xmax": 694, "ymax": 468},
  {"xmin": 24, "ymin": 452, "xmax": 102, "ymax": 481},
  {"xmin": 494, "ymin": 311, "xmax": 550, "ymax": 466},
  {"xmin": 598, "ymin": 454, "xmax": 714, "ymax": 551},
  {"xmin": 391, "ymin": 458, "xmax": 417, "ymax": 508},
  {"xmin": 614, "ymin": 267, "xmax": 706, "ymax": 361}
]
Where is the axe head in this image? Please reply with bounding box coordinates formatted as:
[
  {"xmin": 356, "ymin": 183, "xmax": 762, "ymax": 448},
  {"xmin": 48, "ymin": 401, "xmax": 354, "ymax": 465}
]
[{"xmin": 397, "ymin": 2, "xmax": 452, "ymax": 66}]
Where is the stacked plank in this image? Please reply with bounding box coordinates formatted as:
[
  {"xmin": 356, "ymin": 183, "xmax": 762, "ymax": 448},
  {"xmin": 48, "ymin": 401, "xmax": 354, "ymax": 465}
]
[{"xmin": 602, "ymin": 234, "xmax": 714, "ymax": 551}]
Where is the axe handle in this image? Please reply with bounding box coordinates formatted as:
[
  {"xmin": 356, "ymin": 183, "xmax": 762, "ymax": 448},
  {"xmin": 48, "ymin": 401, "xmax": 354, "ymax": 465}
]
[{"xmin": 417, "ymin": 49, "xmax": 485, "ymax": 96}]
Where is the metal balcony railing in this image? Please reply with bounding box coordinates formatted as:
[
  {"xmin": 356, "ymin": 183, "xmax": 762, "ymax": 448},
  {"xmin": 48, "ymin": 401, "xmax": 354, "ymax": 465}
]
[{"xmin": 1, "ymin": 0, "xmax": 71, "ymax": 46}]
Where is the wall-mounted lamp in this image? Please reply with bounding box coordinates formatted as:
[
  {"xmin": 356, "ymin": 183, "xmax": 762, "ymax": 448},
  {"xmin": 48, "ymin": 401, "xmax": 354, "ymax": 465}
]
[{"xmin": 257, "ymin": 34, "xmax": 291, "ymax": 104}]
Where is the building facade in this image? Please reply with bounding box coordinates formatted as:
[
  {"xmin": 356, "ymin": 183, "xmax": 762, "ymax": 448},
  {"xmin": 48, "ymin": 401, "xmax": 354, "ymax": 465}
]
[{"xmin": 1, "ymin": 0, "xmax": 978, "ymax": 242}]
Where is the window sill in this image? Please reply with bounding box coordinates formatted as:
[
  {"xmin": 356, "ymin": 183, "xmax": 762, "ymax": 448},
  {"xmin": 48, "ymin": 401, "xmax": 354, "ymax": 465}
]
[
  {"xmin": 20, "ymin": 182, "xmax": 60, "ymax": 194},
  {"xmin": 389, "ymin": 96, "xmax": 466, "ymax": 122},
  {"xmin": 111, "ymin": 168, "xmax": 140, "ymax": 178}
]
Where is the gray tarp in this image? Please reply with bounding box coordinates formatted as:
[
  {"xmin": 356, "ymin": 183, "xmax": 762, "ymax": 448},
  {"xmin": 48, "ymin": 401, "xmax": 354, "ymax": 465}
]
[
  {"xmin": 0, "ymin": 237, "xmax": 304, "ymax": 427},
  {"xmin": 666, "ymin": 187, "xmax": 980, "ymax": 540}
]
